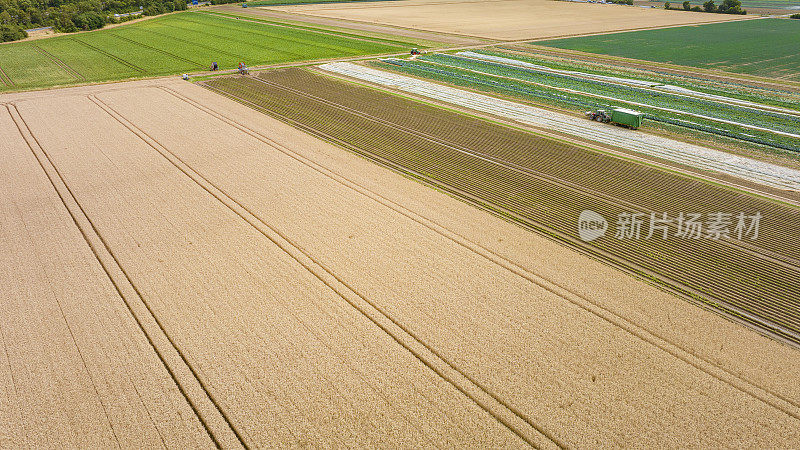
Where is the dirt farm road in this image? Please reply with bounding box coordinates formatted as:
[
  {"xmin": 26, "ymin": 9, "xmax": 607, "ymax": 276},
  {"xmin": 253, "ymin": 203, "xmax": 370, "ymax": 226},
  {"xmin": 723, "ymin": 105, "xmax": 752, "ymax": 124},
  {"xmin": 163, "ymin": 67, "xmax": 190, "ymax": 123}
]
[{"xmin": 1, "ymin": 79, "xmax": 799, "ymax": 447}]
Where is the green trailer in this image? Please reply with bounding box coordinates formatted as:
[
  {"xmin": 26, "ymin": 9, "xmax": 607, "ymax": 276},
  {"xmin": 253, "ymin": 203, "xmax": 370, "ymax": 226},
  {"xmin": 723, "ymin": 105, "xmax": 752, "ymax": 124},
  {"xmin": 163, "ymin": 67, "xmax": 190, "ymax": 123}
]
[
  {"xmin": 585, "ymin": 107, "xmax": 643, "ymax": 129},
  {"xmin": 610, "ymin": 108, "xmax": 643, "ymax": 129}
]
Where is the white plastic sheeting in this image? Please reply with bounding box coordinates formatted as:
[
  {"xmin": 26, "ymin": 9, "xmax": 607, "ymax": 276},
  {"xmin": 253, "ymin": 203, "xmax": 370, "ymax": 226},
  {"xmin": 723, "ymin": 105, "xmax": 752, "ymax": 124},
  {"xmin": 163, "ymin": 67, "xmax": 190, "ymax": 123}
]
[{"xmin": 318, "ymin": 62, "xmax": 800, "ymax": 191}]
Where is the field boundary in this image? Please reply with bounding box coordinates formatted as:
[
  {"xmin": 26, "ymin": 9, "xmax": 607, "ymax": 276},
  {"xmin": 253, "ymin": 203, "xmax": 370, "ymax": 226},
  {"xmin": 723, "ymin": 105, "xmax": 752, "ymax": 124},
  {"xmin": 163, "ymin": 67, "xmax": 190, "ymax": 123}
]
[
  {"xmin": 249, "ymin": 72, "xmax": 800, "ymax": 342},
  {"xmin": 5, "ymin": 101, "xmax": 247, "ymax": 449},
  {"xmin": 194, "ymin": 78, "xmax": 800, "ymax": 421},
  {"xmin": 93, "ymin": 88, "xmax": 563, "ymax": 449}
]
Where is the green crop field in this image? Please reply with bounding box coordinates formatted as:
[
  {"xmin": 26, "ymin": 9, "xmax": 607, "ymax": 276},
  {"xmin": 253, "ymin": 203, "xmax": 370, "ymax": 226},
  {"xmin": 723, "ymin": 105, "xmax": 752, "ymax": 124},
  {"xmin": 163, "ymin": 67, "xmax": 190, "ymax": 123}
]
[
  {"xmin": 0, "ymin": 11, "xmax": 407, "ymax": 91},
  {"xmin": 374, "ymin": 54, "xmax": 800, "ymax": 153},
  {"xmin": 539, "ymin": 19, "xmax": 800, "ymax": 81}
]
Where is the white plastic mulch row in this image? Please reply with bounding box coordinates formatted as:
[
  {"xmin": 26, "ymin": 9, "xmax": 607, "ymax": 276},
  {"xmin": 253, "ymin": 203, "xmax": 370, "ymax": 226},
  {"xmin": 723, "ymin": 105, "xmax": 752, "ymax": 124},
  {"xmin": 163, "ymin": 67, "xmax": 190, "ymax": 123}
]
[
  {"xmin": 457, "ymin": 51, "xmax": 800, "ymax": 118},
  {"xmin": 457, "ymin": 51, "xmax": 660, "ymax": 88},
  {"xmin": 318, "ymin": 62, "xmax": 800, "ymax": 191}
]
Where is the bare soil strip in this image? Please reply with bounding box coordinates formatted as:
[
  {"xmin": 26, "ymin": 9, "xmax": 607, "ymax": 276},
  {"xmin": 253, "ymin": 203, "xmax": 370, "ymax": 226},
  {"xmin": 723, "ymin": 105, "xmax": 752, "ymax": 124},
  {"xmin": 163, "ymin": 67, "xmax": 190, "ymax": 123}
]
[{"xmin": 0, "ymin": 105, "xmax": 215, "ymax": 448}]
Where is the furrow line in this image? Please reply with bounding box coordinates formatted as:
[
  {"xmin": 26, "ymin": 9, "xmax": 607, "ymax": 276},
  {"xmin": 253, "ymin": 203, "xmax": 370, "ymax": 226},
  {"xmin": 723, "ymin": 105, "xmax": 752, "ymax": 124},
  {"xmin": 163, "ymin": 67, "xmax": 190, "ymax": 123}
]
[
  {"xmin": 249, "ymin": 74, "xmax": 800, "ymax": 271},
  {"xmin": 33, "ymin": 45, "xmax": 85, "ymax": 81},
  {"xmin": 109, "ymin": 33, "xmax": 205, "ymax": 68},
  {"xmin": 93, "ymin": 91, "xmax": 562, "ymax": 450},
  {"xmin": 70, "ymin": 38, "xmax": 146, "ymax": 73},
  {"xmin": 6, "ymin": 102, "xmax": 245, "ymax": 450},
  {"xmin": 196, "ymin": 11, "xmax": 408, "ymax": 48},
  {"xmin": 0, "ymin": 66, "xmax": 14, "ymax": 87},
  {"xmin": 222, "ymin": 70, "xmax": 800, "ymax": 339},
  {"xmin": 278, "ymin": 69, "xmax": 800, "ymax": 258}
]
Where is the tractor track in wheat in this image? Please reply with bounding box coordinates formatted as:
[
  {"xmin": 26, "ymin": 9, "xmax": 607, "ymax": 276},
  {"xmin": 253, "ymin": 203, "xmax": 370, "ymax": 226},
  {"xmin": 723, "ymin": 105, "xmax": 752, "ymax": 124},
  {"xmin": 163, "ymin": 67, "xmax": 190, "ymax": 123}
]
[
  {"xmin": 5, "ymin": 101, "xmax": 247, "ymax": 450},
  {"xmin": 89, "ymin": 92, "xmax": 561, "ymax": 449}
]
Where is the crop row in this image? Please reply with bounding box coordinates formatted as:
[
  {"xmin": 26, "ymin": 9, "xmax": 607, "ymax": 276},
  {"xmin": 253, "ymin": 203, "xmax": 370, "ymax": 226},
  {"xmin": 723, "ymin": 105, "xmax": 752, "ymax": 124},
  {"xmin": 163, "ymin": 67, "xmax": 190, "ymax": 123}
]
[
  {"xmin": 0, "ymin": 11, "xmax": 401, "ymax": 91},
  {"xmin": 538, "ymin": 19, "xmax": 800, "ymax": 81},
  {"xmin": 204, "ymin": 69, "xmax": 800, "ymax": 344},
  {"xmin": 489, "ymin": 47, "xmax": 800, "ymax": 112},
  {"xmin": 435, "ymin": 52, "xmax": 800, "ymax": 134},
  {"xmin": 203, "ymin": 11, "xmax": 420, "ymax": 48},
  {"xmin": 380, "ymin": 58, "xmax": 800, "ymax": 152}
]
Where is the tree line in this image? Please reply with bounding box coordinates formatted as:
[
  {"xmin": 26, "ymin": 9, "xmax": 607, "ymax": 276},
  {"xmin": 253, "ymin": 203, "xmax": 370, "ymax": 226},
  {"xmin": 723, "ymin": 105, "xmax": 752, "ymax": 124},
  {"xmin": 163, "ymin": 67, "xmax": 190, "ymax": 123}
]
[
  {"xmin": 0, "ymin": 0, "xmax": 188, "ymax": 42},
  {"xmin": 664, "ymin": 0, "xmax": 746, "ymax": 13}
]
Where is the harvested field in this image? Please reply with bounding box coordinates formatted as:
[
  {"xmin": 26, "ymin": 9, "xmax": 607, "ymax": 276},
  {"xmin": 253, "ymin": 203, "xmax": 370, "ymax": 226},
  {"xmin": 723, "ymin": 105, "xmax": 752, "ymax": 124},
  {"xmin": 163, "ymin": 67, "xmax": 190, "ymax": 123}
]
[
  {"xmin": 266, "ymin": 0, "xmax": 745, "ymax": 40},
  {"xmin": 3, "ymin": 77, "xmax": 800, "ymax": 447},
  {"xmin": 205, "ymin": 68, "xmax": 800, "ymax": 345},
  {"xmin": 210, "ymin": 4, "xmax": 487, "ymax": 45}
]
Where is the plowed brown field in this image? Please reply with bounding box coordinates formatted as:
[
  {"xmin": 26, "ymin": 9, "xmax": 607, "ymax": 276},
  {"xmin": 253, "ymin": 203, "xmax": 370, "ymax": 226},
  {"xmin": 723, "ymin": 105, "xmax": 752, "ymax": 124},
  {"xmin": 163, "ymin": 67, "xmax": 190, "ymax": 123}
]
[{"xmin": 1, "ymin": 78, "xmax": 799, "ymax": 447}]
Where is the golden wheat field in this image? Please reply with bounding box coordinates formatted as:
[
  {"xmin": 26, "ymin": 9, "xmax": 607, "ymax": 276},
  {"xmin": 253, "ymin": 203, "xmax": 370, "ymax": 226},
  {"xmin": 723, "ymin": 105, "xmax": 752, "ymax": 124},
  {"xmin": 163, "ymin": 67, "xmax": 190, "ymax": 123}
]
[{"xmin": 1, "ymin": 79, "xmax": 799, "ymax": 447}]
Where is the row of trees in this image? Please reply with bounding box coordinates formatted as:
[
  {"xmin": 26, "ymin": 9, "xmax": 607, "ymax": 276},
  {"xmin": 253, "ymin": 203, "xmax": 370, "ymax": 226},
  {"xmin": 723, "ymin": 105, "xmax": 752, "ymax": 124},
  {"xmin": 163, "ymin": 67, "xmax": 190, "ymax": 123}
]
[
  {"xmin": 0, "ymin": 0, "xmax": 187, "ymax": 41},
  {"xmin": 664, "ymin": 0, "xmax": 746, "ymax": 13}
]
